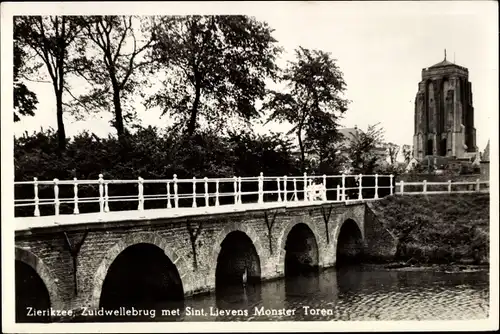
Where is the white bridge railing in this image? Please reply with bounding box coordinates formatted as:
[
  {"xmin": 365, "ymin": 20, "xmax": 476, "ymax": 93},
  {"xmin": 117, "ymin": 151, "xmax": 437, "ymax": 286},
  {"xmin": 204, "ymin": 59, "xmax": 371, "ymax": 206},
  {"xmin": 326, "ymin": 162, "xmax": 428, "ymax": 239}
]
[
  {"xmin": 396, "ymin": 179, "xmax": 489, "ymax": 195},
  {"xmin": 14, "ymin": 173, "xmax": 394, "ymax": 217},
  {"xmin": 14, "ymin": 173, "xmax": 489, "ymax": 218}
]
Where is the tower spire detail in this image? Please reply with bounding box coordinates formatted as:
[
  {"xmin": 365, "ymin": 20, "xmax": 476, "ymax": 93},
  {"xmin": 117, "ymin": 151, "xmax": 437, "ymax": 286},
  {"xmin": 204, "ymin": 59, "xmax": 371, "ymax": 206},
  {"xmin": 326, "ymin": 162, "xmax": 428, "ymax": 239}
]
[{"xmin": 444, "ymin": 49, "xmax": 447, "ymax": 61}]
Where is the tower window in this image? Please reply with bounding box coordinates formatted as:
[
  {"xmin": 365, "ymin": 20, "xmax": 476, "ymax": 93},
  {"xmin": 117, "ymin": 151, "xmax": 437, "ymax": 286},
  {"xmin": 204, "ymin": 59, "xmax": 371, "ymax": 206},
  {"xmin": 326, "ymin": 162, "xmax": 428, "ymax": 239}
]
[
  {"xmin": 427, "ymin": 139, "xmax": 433, "ymax": 156},
  {"xmin": 440, "ymin": 138, "xmax": 447, "ymax": 156}
]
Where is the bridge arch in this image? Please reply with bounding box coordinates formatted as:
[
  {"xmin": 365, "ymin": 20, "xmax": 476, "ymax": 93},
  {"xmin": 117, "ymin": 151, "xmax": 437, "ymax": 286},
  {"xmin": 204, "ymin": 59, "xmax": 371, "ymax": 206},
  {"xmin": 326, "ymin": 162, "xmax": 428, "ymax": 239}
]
[
  {"xmin": 15, "ymin": 247, "xmax": 63, "ymax": 321},
  {"xmin": 91, "ymin": 231, "xmax": 190, "ymax": 309},
  {"xmin": 212, "ymin": 222, "xmax": 265, "ymax": 288},
  {"xmin": 332, "ymin": 214, "xmax": 364, "ymax": 242},
  {"xmin": 333, "ymin": 217, "xmax": 364, "ymax": 265},
  {"xmin": 277, "ymin": 218, "xmax": 322, "ymax": 276}
]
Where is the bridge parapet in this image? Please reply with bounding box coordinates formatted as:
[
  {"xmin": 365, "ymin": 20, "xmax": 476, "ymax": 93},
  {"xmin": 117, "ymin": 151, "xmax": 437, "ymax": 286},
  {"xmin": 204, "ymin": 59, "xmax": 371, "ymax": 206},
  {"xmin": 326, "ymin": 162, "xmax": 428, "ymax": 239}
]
[{"xmin": 14, "ymin": 173, "xmax": 395, "ymax": 219}]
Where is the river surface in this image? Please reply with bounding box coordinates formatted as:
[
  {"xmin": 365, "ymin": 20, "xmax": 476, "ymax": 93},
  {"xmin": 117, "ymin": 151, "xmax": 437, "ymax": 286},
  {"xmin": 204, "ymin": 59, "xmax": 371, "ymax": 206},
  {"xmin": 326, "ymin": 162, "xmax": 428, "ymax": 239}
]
[{"xmin": 81, "ymin": 265, "xmax": 489, "ymax": 322}]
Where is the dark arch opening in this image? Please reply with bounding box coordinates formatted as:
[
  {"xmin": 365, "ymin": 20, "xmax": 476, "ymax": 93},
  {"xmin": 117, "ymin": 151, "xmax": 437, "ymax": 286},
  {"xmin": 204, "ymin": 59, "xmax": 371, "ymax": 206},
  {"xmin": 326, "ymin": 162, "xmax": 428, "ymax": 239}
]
[
  {"xmin": 284, "ymin": 223, "xmax": 319, "ymax": 277},
  {"xmin": 215, "ymin": 231, "xmax": 261, "ymax": 292},
  {"xmin": 336, "ymin": 219, "xmax": 364, "ymax": 267},
  {"xmin": 15, "ymin": 260, "xmax": 51, "ymax": 323},
  {"xmin": 99, "ymin": 243, "xmax": 184, "ymax": 320},
  {"xmin": 440, "ymin": 138, "xmax": 447, "ymax": 156},
  {"xmin": 427, "ymin": 139, "xmax": 433, "ymax": 156}
]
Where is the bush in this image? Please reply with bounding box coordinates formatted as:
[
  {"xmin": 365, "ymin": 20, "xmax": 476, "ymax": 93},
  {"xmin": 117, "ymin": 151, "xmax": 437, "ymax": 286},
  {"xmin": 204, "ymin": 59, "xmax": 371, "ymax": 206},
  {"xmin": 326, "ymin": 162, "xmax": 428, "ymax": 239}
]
[
  {"xmin": 14, "ymin": 127, "xmax": 304, "ymax": 215},
  {"xmin": 371, "ymin": 193, "xmax": 489, "ymax": 264}
]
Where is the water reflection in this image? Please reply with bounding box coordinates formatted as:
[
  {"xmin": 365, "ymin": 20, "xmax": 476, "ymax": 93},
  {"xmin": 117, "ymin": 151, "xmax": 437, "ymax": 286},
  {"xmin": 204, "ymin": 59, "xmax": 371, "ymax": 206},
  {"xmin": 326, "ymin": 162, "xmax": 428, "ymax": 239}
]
[{"xmin": 73, "ymin": 265, "xmax": 489, "ymax": 322}]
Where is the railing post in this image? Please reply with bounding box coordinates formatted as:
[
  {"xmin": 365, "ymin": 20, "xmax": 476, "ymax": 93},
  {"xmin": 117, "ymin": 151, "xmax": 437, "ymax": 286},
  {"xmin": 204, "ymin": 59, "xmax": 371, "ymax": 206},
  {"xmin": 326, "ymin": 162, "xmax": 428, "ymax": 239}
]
[
  {"xmin": 374, "ymin": 173, "xmax": 379, "ymax": 199},
  {"xmin": 293, "ymin": 177, "xmax": 298, "ymax": 201},
  {"xmin": 258, "ymin": 172, "xmax": 264, "ymax": 204},
  {"xmin": 448, "ymin": 180, "xmax": 452, "ymax": 193},
  {"xmin": 476, "ymin": 178, "xmax": 480, "ymax": 192},
  {"xmin": 283, "ymin": 175, "xmax": 288, "ymax": 202},
  {"xmin": 277, "ymin": 177, "xmax": 282, "ymax": 202},
  {"xmin": 309, "ymin": 179, "xmax": 314, "ymax": 201},
  {"xmin": 215, "ymin": 179, "xmax": 220, "ymax": 207},
  {"xmin": 390, "ymin": 174, "xmax": 394, "ymax": 196},
  {"xmin": 173, "ymin": 174, "xmax": 179, "ymax": 208},
  {"xmin": 233, "ymin": 176, "xmax": 238, "ymax": 204},
  {"xmin": 341, "ymin": 173, "xmax": 346, "ymax": 201},
  {"xmin": 104, "ymin": 181, "xmax": 110, "ymax": 213},
  {"xmin": 54, "ymin": 178, "xmax": 60, "ymax": 216},
  {"xmin": 204, "ymin": 177, "xmax": 209, "ymax": 207},
  {"xmin": 322, "ymin": 175, "xmax": 327, "ymax": 201},
  {"xmin": 238, "ymin": 176, "xmax": 243, "ymax": 205},
  {"xmin": 358, "ymin": 174, "xmax": 363, "ymax": 200},
  {"xmin": 336, "ymin": 184, "xmax": 341, "ymax": 201},
  {"xmin": 33, "ymin": 177, "xmax": 40, "ymax": 217},
  {"xmin": 73, "ymin": 178, "xmax": 79, "ymax": 214},
  {"xmin": 166, "ymin": 181, "xmax": 172, "ymax": 209},
  {"xmin": 192, "ymin": 177, "xmax": 197, "ymax": 208},
  {"xmin": 423, "ymin": 180, "xmax": 427, "ymax": 194},
  {"xmin": 138, "ymin": 177, "xmax": 144, "ymax": 211},
  {"xmin": 400, "ymin": 180, "xmax": 405, "ymax": 195},
  {"xmin": 99, "ymin": 174, "xmax": 104, "ymax": 213},
  {"xmin": 303, "ymin": 172, "xmax": 308, "ymax": 202}
]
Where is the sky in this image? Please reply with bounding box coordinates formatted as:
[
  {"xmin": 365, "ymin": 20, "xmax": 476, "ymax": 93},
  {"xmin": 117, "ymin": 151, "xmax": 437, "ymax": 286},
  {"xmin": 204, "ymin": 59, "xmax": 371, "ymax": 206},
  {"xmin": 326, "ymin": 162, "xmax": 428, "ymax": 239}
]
[{"xmin": 10, "ymin": 1, "xmax": 499, "ymax": 152}]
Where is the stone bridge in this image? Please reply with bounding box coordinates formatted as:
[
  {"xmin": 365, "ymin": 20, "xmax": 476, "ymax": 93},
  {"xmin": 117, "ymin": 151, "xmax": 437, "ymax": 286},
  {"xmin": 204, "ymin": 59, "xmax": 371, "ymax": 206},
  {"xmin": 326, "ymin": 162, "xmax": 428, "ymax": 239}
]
[{"xmin": 15, "ymin": 200, "xmax": 392, "ymax": 321}]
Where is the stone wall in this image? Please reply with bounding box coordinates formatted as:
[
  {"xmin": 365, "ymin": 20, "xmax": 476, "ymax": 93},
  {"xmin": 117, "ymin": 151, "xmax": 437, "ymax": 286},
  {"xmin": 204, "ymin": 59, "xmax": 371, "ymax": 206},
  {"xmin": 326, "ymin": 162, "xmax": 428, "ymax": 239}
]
[
  {"xmin": 363, "ymin": 203, "xmax": 398, "ymax": 262},
  {"xmin": 15, "ymin": 202, "xmax": 366, "ymax": 313}
]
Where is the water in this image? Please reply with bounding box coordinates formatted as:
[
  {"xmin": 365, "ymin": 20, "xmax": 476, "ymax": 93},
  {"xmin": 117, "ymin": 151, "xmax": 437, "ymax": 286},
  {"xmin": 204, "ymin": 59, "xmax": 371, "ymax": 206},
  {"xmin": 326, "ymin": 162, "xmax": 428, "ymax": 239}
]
[{"xmin": 80, "ymin": 265, "xmax": 489, "ymax": 322}]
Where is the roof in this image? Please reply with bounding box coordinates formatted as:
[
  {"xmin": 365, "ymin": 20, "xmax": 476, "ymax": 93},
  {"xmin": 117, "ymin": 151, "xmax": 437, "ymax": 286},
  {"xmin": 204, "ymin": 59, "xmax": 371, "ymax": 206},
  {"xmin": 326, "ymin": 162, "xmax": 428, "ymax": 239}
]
[
  {"xmin": 338, "ymin": 127, "xmax": 361, "ymax": 142},
  {"xmin": 288, "ymin": 126, "xmax": 362, "ymax": 153},
  {"xmin": 482, "ymin": 140, "xmax": 490, "ymax": 161},
  {"xmin": 429, "ymin": 59, "xmax": 457, "ymax": 68}
]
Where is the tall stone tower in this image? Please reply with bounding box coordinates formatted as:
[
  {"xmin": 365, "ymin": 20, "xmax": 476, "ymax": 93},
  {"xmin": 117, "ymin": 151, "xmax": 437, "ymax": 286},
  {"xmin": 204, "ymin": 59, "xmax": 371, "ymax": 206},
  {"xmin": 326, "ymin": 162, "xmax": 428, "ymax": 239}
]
[{"xmin": 413, "ymin": 51, "xmax": 477, "ymax": 161}]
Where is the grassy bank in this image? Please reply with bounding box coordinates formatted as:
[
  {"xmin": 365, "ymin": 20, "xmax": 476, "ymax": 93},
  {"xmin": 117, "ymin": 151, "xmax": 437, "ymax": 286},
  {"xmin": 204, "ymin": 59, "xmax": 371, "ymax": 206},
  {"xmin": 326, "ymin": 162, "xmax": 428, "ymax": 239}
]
[{"xmin": 369, "ymin": 193, "xmax": 489, "ymax": 265}]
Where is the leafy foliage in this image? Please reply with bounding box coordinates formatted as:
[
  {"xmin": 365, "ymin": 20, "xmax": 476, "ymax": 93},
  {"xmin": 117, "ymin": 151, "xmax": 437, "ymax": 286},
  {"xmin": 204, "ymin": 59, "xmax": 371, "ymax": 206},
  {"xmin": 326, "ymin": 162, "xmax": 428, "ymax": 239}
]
[
  {"xmin": 402, "ymin": 144, "xmax": 412, "ymax": 164},
  {"xmin": 15, "ymin": 15, "xmax": 355, "ymax": 204},
  {"xmin": 13, "ymin": 83, "xmax": 38, "ymax": 122},
  {"xmin": 384, "ymin": 142, "xmax": 400, "ymax": 165},
  {"xmin": 72, "ymin": 16, "xmax": 156, "ymax": 139},
  {"xmin": 146, "ymin": 15, "xmax": 282, "ymax": 136},
  {"xmin": 14, "ymin": 16, "xmax": 83, "ymax": 151},
  {"xmin": 264, "ymin": 47, "xmax": 349, "ymax": 172},
  {"xmin": 228, "ymin": 130, "xmax": 300, "ymax": 176},
  {"xmin": 372, "ymin": 194, "xmax": 489, "ymax": 264},
  {"xmin": 346, "ymin": 123, "xmax": 385, "ymax": 174},
  {"xmin": 13, "ymin": 23, "xmax": 38, "ymax": 122},
  {"xmin": 14, "ymin": 127, "xmax": 301, "ymax": 215}
]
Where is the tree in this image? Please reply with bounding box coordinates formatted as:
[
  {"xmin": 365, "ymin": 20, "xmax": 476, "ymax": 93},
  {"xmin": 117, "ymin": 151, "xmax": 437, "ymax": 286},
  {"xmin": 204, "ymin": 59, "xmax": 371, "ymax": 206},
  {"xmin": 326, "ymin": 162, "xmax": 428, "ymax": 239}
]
[
  {"xmin": 385, "ymin": 142, "xmax": 400, "ymax": 165},
  {"xmin": 346, "ymin": 123, "xmax": 385, "ymax": 174},
  {"xmin": 305, "ymin": 112, "xmax": 346, "ymax": 174},
  {"xmin": 229, "ymin": 130, "xmax": 300, "ymax": 176},
  {"xmin": 73, "ymin": 16, "xmax": 156, "ymax": 141},
  {"xmin": 146, "ymin": 15, "xmax": 281, "ymax": 136},
  {"xmin": 264, "ymin": 47, "xmax": 349, "ymax": 172},
  {"xmin": 14, "ymin": 16, "xmax": 82, "ymax": 151},
  {"xmin": 14, "ymin": 23, "xmax": 38, "ymax": 122},
  {"xmin": 402, "ymin": 144, "xmax": 413, "ymax": 164}
]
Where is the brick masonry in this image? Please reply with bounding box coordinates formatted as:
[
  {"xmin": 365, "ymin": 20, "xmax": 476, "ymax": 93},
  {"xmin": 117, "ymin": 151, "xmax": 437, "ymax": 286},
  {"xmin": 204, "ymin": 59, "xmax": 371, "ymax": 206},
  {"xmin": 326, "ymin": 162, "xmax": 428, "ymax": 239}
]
[
  {"xmin": 364, "ymin": 203, "xmax": 398, "ymax": 261},
  {"xmin": 15, "ymin": 202, "xmax": 367, "ymax": 312}
]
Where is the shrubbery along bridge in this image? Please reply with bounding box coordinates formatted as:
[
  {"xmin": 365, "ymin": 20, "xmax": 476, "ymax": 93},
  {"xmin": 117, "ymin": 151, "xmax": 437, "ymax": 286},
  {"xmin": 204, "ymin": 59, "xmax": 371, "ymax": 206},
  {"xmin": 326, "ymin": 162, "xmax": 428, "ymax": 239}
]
[{"xmin": 14, "ymin": 172, "xmax": 489, "ymax": 322}]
